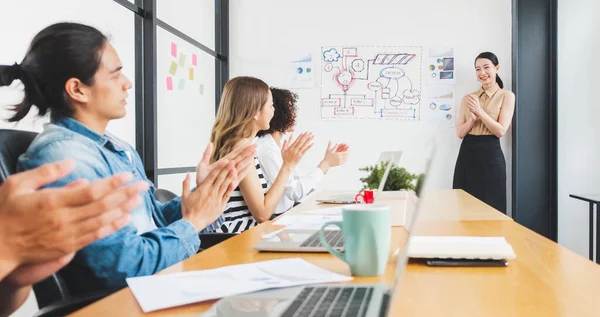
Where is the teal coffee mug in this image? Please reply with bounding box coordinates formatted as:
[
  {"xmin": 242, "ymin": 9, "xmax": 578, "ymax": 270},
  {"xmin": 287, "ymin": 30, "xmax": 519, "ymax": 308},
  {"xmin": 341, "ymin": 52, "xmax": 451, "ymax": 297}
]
[{"xmin": 319, "ymin": 204, "xmax": 391, "ymax": 276}]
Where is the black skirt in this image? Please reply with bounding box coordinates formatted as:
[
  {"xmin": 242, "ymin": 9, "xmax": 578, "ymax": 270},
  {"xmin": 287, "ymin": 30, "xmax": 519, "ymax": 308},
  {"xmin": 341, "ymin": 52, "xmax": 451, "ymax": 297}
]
[{"xmin": 453, "ymin": 134, "xmax": 507, "ymax": 214}]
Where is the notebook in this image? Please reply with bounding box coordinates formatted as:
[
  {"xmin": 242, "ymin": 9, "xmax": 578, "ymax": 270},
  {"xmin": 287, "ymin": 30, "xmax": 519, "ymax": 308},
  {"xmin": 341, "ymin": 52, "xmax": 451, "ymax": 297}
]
[{"xmin": 406, "ymin": 236, "xmax": 516, "ymax": 260}]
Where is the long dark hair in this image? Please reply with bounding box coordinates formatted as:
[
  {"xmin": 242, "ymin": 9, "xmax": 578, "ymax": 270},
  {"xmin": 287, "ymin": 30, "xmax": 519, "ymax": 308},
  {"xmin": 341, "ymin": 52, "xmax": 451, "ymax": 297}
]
[
  {"xmin": 0, "ymin": 22, "xmax": 107, "ymax": 122},
  {"xmin": 257, "ymin": 87, "xmax": 298, "ymax": 138},
  {"xmin": 475, "ymin": 52, "xmax": 503, "ymax": 89}
]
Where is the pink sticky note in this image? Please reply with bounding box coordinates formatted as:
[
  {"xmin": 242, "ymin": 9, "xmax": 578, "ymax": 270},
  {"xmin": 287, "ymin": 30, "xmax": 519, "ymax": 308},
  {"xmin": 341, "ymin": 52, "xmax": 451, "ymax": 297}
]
[
  {"xmin": 166, "ymin": 76, "xmax": 173, "ymax": 91},
  {"xmin": 192, "ymin": 54, "xmax": 197, "ymax": 66},
  {"xmin": 170, "ymin": 43, "xmax": 177, "ymax": 58}
]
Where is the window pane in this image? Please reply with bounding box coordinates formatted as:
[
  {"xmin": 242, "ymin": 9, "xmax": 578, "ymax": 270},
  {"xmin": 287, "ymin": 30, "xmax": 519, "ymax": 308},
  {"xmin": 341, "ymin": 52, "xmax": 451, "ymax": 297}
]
[
  {"xmin": 157, "ymin": 172, "xmax": 195, "ymax": 196},
  {"xmin": 156, "ymin": 26, "xmax": 216, "ymax": 169},
  {"xmin": 156, "ymin": 0, "xmax": 215, "ymax": 50},
  {"xmin": 104, "ymin": 3, "xmax": 137, "ymax": 148},
  {"xmin": 0, "ymin": 0, "xmax": 137, "ymax": 147}
]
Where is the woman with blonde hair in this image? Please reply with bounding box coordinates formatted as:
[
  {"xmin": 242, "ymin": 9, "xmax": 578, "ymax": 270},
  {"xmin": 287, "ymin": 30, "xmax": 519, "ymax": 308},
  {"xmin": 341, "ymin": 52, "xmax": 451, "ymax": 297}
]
[{"xmin": 211, "ymin": 76, "xmax": 313, "ymax": 233}]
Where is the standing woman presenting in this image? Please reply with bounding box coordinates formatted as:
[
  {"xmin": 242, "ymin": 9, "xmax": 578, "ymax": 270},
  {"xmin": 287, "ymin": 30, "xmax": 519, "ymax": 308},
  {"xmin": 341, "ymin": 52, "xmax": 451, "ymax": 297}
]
[{"xmin": 454, "ymin": 52, "xmax": 515, "ymax": 214}]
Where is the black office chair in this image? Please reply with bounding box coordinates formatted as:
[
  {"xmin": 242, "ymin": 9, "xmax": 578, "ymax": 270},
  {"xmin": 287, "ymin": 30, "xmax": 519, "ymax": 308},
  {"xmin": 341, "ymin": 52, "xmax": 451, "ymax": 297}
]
[
  {"xmin": 154, "ymin": 187, "xmax": 178, "ymax": 202},
  {"xmin": 0, "ymin": 129, "xmax": 110, "ymax": 317},
  {"xmin": 0, "ymin": 129, "xmax": 37, "ymax": 180},
  {"xmin": 154, "ymin": 188, "xmax": 236, "ymax": 251}
]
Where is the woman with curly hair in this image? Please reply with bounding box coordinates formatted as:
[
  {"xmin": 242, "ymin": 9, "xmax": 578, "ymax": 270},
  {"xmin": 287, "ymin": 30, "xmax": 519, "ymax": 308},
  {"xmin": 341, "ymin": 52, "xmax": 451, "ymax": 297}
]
[
  {"xmin": 256, "ymin": 87, "xmax": 350, "ymax": 215},
  {"xmin": 210, "ymin": 77, "xmax": 314, "ymax": 233}
]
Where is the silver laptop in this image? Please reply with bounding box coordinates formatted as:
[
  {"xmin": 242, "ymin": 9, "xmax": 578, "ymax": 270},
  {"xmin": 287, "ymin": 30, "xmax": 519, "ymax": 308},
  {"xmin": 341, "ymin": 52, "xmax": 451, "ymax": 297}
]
[
  {"xmin": 254, "ymin": 225, "xmax": 345, "ymax": 253},
  {"xmin": 200, "ymin": 153, "xmax": 432, "ymax": 317},
  {"xmin": 316, "ymin": 151, "xmax": 403, "ymax": 204},
  {"xmin": 254, "ymin": 151, "xmax": 403, "ymax": 253}
]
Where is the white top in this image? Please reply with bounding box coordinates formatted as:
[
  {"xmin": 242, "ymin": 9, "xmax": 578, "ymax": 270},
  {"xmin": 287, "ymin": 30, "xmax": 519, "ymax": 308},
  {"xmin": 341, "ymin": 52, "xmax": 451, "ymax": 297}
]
[{"xmin": 255, "ymin": 134, "xmax": 324, "ymax": 215}]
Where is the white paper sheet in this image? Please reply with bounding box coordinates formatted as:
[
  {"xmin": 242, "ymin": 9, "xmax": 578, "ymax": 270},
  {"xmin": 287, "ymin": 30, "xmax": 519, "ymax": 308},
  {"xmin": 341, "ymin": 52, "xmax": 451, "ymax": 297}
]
[{"xmin": 127, "ymin": 258, "xmax": 352, "ymax": 312}]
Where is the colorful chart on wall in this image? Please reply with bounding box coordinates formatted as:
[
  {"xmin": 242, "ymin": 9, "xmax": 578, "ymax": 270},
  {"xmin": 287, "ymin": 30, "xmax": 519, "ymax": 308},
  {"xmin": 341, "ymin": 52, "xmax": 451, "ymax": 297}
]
[
  {"xmin": 426, "ymin": 47, "xmax": 455, "ymax": 85},
  {"xmin": 320, "ymin": 46, "xmax": 423, "ymax": 121},
  {"xmin": 424, "ymin": 85, "xmax": 456, "ymax": 128},
  {"xmin": 288, "ymin": 51, "xmax": 315, "ymax": 89}
]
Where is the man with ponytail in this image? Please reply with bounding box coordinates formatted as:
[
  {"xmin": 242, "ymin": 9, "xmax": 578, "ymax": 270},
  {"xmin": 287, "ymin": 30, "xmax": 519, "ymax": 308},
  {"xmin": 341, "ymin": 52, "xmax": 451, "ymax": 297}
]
[
  {"xmin": 0, "ymin": 22, "xmax": 256, "ymax": 296},
  {"xmin": 453, "ymin": 52, "xmax": 515, "ymax": 214}
]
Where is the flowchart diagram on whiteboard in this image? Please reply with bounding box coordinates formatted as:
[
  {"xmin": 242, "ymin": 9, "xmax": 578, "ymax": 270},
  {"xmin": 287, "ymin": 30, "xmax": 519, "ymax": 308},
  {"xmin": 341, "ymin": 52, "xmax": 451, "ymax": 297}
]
[{"xmin": 320, "ymin": 46, "xmax": 423, "ymax": 121}]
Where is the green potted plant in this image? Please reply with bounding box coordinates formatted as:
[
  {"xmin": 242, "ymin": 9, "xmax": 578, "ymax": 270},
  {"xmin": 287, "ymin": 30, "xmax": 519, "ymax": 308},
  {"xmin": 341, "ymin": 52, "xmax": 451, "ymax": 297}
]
[{"xmin": 359, "ymin": 162, "xmax": 425, "ymax": 196}]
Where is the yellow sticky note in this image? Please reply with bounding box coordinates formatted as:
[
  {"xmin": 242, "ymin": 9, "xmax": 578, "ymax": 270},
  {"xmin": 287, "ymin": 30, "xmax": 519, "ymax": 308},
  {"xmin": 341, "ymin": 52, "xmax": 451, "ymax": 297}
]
[
  {"xmin": 179, "ymin": 53, "xmax": 186, "ymax": 67},
  {"xmin": 169, "ymin": 61, "xmax": 177, "ymax": 75},
  {"xmin": 189, "ymin": 68, "xmax": 194, "ymax": 81}
]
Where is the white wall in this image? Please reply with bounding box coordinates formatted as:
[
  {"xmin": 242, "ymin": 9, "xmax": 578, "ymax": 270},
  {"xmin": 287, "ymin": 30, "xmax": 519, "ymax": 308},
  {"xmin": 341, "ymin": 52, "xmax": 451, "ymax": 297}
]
[
  {"xmin": 557, "ymin": 0, "xmax": 600, "ymax": 258},
  {"xmin": 230, "ymin": 0, "xmax": 513, "ymax": 212}
]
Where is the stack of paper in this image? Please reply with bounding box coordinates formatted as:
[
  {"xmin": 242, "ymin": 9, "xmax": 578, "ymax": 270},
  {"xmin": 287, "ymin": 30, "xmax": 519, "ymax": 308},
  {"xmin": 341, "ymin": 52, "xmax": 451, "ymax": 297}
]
[
  {"xmin": 407, "ymin": 236, "xmax": 516, "ymax": 260},
  {"xmin": 126, "ymin": 258, "xmax": 352, "ymax": 312}
]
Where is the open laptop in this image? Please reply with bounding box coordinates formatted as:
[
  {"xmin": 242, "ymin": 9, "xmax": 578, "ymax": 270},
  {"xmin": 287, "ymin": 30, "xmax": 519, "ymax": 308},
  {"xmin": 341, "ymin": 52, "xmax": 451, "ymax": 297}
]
[
  {"xmin": 200, "ymin": 152, "xmax": 432, "ymax": 317},
  {"xmin": 315, "ymin": 151, "xmax": 403, "ymax": 204},
  {"xmin": 254, "ymin": 151, "xmax": 404, "ymax": 253},
  {"xmin": 254, "ymin": 224, "xmax": 345, "ymax": 252}
]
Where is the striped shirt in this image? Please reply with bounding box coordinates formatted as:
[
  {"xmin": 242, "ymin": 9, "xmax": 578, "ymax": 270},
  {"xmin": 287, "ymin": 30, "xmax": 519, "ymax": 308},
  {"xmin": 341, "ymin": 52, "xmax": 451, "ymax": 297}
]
[{"xmin": 216, "ymin": 157, "xmax": 268, "ymax": 233}]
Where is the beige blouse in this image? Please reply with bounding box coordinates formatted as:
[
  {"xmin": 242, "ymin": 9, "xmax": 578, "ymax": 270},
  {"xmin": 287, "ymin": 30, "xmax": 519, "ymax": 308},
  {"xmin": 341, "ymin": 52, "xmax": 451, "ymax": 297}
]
[{"xmin": 466, "ymin": 84, "xmax": 508, "ymax": 135}]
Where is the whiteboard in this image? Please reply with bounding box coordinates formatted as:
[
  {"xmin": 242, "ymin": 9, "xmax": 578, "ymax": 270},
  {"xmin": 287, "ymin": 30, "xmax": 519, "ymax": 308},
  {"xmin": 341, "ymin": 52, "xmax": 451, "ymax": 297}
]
[{"xmin": 320, "ymin": 46, "xmax": 423, "ymax": 120}]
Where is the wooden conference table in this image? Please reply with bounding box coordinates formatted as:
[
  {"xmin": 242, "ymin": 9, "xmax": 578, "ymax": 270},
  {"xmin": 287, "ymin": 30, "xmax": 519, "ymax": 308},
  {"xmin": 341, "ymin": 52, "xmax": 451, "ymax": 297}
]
[{"xmin": 71, "ymin": 190, "xmax": 600, "ymax": 317}]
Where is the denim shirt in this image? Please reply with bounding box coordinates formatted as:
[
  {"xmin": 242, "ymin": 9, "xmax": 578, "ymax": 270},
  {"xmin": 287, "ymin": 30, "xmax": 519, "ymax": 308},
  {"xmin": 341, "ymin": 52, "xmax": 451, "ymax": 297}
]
[{"xmin": 17, "ymin": 117, "xmax": 223, "ymax": 295}]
